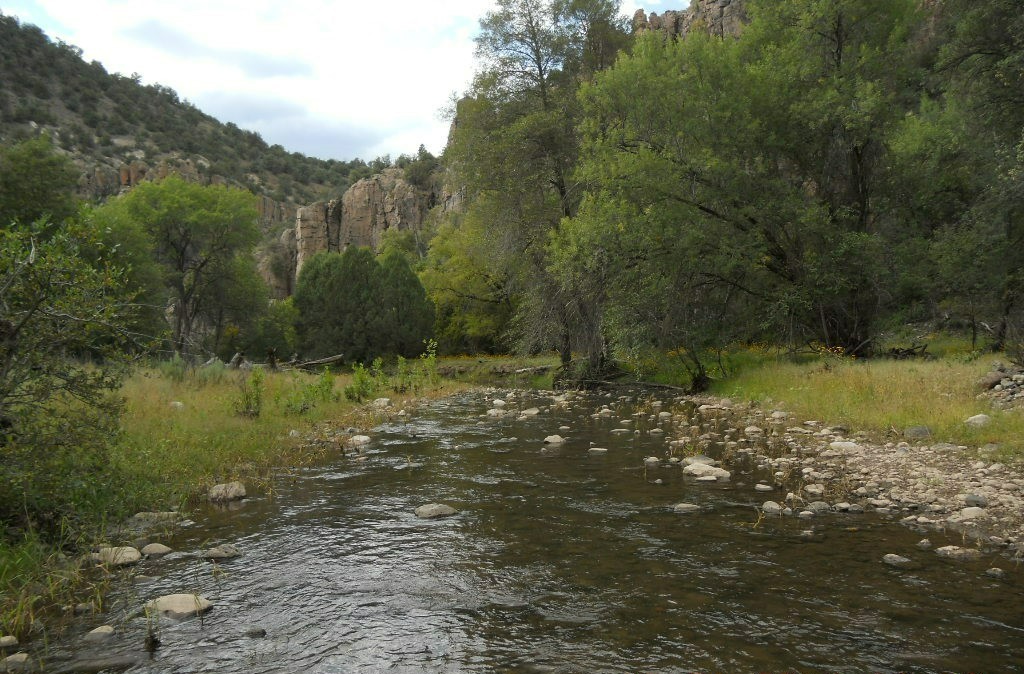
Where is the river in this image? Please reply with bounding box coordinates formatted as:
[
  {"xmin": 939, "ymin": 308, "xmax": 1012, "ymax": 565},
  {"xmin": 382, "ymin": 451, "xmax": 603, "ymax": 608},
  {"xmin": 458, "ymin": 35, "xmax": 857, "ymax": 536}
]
[{"xmin": 45, "ymin": 390, "xmax": 1024, "ymax": 672}]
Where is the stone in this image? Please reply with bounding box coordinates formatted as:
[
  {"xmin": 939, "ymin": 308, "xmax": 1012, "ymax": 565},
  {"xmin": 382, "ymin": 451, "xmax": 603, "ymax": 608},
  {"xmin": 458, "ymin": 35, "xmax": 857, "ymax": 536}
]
[
  {"xmin": 744, "ymin": 425, "xmax": 763, "ymax": 436},
  {"xmin": 682, "ymin": 455, "xmax": 716, "ymax": 466},
  {"xmin": 755, "ymin": 484, "xmax": 774, "ymax": 492},
  {"xmin": 0, "ymin": 636, "xmax": 17, "ymax": 649},
  {"xmin": 807, "ymin": 501, "xmax": 831, "ymax": 514},
  {"xmin": 96, "ymin": 546, "xmax": 141, "ymax": 567},
  {"xmin": 415, "ymin": 503, "xmax": 458, "ymax": 519},
  {"xmin": 829, "ymin": 441, "xmax": 863, "ymax": 452},
  {"xmin": 903, "ymin": 426, "xmax": 932, "ymax": 439},
  {"xmin": 245, "ymin": 626, "xmax": 268, "ymax": 638},
  {"xmin": 986, "ymin": 568, "xmax": 1005, "ymax": 579},
  {"xmin": 958, "ymin": 506, "xmax": 988, "ymax": 520},
  {"xmin": 803, "ymin": 484, "xmax": 825, "ymax": 497},
  {"xmin": 146, "ymin": 593, "xmax": 213, "ymax": 619},
  {"xmin": 3, "ymin": 653, "xmax": 29, "ymax": 669},
  {"xmin": 644, "ymin": 456, "xmax": 661, "ymax": 465},
  {"xmin": 84, "ymin": 625, "xmax": 115, "ymax": 642},
  {"xmin": 683, "ymin": 463, "xmax": 731, "ymax": 480},
  {"xmin": 486, "ymin": 408, "xmax": 507, "ymax": 418},
  {"xmin": 372, "ymin": 397, "xmax": 391, "ymax": 409},
  {"xmin": 521, "ymin": 408, "xmax": 540, "ymax": 416},
  {"xmin": 696, "ymin": 475, "xmax": 719, "ymax": 482},
  {"xmin": 543, "ymin": 435, "xmax": 565, "ymax": 444},
  {"xmin": 492, "ymin": 399, "xmax": 506, "ymax": 408},
  {"xmin": 935, "ymin": 545, "xmax": 982, "ymax": 562},
  {"xmin": 883, "ymin": 554, "xmax": 912, "ymax": 567},
  {"xmin": 141, "ymin": 543, "xmax": 172, "ymax": 557},
  {"xmin": 208, "ymin": 481, "xmax": 246, "ymax": 502},
  {"xmin": 917, "ymin": 539, "xmax": 932, "ymax": 550},
  {"xmin": 588, "ymin": 447, "xmax": 608, "ymax": 454},
  {"xmin": 347, "ymin": 435, "xmax": 372, "ymax": 448},
  {"xmin": 673, "ymin": 503, "xmax": 701, "ymax": 514},
  {"xmin": 169, "ymin": 401, "xmax": 184, "ymax": 410},
  {"xmin": 965, "ymin": 414, "xmax": 992, "ymax": 427},
  {"xmin": 202, "ymin": 544, "xmax": 242, "ymax": 560},
  {"xmin": 762, "ymin": 501, "xmax": 783, "ymax": 515}
]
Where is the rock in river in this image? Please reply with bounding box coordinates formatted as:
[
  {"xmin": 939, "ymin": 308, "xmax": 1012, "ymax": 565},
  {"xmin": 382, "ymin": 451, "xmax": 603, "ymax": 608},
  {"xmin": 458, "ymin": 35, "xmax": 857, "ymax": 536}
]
[
  {"xmin": 415, "ymin": 503, "xmax": 458, "ymax": 519},
  {"xmin": 208, "ymin": 481, "xmax": 246, "ymax": 503},
  {"xmin": 146, "ymin": 593, "xmax": 213, "ymax": 619},
  {"xmin": 84, "ymin": 625, "xmax": 115, "ymax": 642},
  {"xmin": 0, "ymin": 635, "xmax": 17, "ymax": 649},
  {"xmin": 883, "ymin": 554, "xmax": 912, "ymax": 567},
  {"xmin": 762, "ymin": 501, "xmax": 783, "ymax": 515},
  {"xmin": 95, "ymin": 546, "xmax": 141, "ymax": 567},
  {"xmin": 202, "ymin": 544, "xmax": 242, "ymax": 560},
  {"xmin": 141, "ymin": 543, "xmax": 172, "ymax": 557},
  {"xmin": 683, "ymin": 463, "xmax": 731, "ymax": 480},
  {"xmin": 543, "ymin": 435, "xmax": 565, "ymax": 444},
  {"xmin": 673, "ymin": 503, "xmax": 701, "ymax": 514},
  {"xmin": 935, "ymin": 545, "xmax": 982, "ymax": 562}
]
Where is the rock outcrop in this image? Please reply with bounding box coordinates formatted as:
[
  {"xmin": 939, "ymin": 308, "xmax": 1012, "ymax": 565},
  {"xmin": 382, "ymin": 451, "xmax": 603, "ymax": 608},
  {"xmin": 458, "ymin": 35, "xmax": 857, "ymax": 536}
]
[
  {"xmin": 633, "ymin": 0, "xmax": 746, "ymax": 39},
  {"xmin": 292, "ymin": 167, "xmax": 438, "ymax": 280}
]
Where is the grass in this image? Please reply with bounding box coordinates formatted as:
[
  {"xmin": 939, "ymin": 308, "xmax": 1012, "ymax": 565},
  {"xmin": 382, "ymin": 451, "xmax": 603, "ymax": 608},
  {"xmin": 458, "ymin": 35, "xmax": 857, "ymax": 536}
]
[{"xmin": 709, "ymin": 354, "xmax": 1024, "ymax": 456}]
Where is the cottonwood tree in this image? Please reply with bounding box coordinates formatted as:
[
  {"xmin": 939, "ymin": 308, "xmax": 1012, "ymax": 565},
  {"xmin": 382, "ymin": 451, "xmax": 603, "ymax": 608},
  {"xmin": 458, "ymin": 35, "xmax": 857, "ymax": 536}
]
[{"xmin": 94, "ymin": 176, "xmax": 263, "ymax": 356}]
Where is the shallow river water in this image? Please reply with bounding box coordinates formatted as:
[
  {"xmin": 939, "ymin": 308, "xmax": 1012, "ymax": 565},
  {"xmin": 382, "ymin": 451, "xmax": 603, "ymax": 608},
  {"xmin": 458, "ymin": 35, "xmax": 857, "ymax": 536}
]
[{"xmin": 48, "ymin": 390, "xmax": 1024, "ymax": 672}]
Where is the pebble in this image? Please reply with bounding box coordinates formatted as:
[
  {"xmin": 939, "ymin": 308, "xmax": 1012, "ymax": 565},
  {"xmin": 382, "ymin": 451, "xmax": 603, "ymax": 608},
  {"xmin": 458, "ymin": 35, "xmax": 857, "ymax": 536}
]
[
  {"xmin": 985, "ymin": 568, "xmax": 1005, "ymax": 578},
  {"xmin": 543, "ymin": 435, "xmax": 565, "ymax": 444},
  {"xmin": 588, "ymin": 447, "xmax": 608, "ymax": 454},
  {"xmin": 0, "ymin": 636, "xmax": 17, "ymax": 649},
  {"xmin": 3, "ymin": 653, "xmax": 29, "ymax": 667},
  {"xmin": 917, "ymin": 538, "xmax": 932, "ymax": 550},
  {"xmin": 245, "ymin": 626, "xmax": 268, "ymax": 638},
  {"xmin": 959, "ymin": 507, "xmax": 988, "ymax": 520},
  {"xmin": 965, "ymin": 494, "xmax": 989, "ymax": 507},
  {"xmin": 935, "ymin": 545, "xmax": 982, "ymax": 562},
  {"xmin": 673, "ymin": 503, "xmax": 701, "ymax": 514},
  {"xmin": 755, "ymin": 484, "xmax": 774, "ymax": 492},
  {"xmin": 141, "ymin": 543, "xmax": 172, "ymax": 557},
  {"xmin": 762, "ymin": 501, "xmax": 783, "ymax": 515}
]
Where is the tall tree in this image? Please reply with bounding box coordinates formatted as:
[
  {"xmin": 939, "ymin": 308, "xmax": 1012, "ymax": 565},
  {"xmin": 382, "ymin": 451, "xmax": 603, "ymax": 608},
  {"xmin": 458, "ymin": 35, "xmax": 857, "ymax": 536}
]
[
  {"xmin": 92, "ymin": 176, "xmax": 262, "ymax": 355},
  {"xmin": 0, "ymin": 134, "xmax": 79, "ymax": 227}
]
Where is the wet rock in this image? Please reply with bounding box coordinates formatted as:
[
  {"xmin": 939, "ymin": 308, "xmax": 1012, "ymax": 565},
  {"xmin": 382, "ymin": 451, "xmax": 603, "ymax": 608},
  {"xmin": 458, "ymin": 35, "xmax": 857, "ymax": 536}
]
[
  {"xmin": 803, "ymin": 484, "xmax": 825, "ymax": 497},
  {"xmin": 762, "ymin": 501, "xmax": 783, "ymax": 515},
  {"xmin": 965, "ymin": 494, "xmax": 989, "ymax": 507},
  {"xmin": 935, "ymin": 545, "xmax": 982, "ymax": 562},
  {"xmin": 986, "ymin": 567, "xmax": 1005, "ymax": 579},
  {"xmin": 0, "ymin": 636, "xmax": 17, "ymax": 649},
  {"xmin": 682, "ymin": 463, "xmax": 731, "ymax": 479},
  {"xmin": 917, "ymin": 538, "xmax": 932, "ymax": 550},
  {"xmin": 588, "ymin": 447, "xmax": 608, "ymax": 454},
  {"xmin": 807, "ymin": 501, "xmax": 832, "ymax": 514},
  {"xmin": 834, "ymin": 502, "xmax": 851, "ymax": 511},
  {"xmin": 797, "ymin": 510, "xmax": 815, "ymax": 518},
  {"xmin": 95, "ymin": 547, "xmax": 141, "ymax": 567},
  {"xmin": 673, "ymin": 503, "xmax": 701, "ymax": 514},
  {"xmin": 695, "ymin": 475, "xmax": 719, "ymax": 482},
  {"xmin": 644, "ymin": 456, "xmax": 661, "ymax": 466},
  {"xmin": 83, "ymin": 625, "xmax": 115, "ymax": 642},
  {"xmin": 2, "ymin": 652, "xmax": 30, "ymax": 670},
  {"xmin": 965, "ymin": 414, "xmax": 991, "ymax": 428},
  {"xmin": 141, "ymin": 543, "xmax": 172, "ymax": 557},
  {"xmin": 244, "ymin": 626, "xmax": 267, "ymax": 638},
  {"xmin": 847, "ymin": 504, "xmax": 864, "ymax": 514},
  {"xmin": 415, "ymin": 503, "xmax": 458, "ymax": 519},
  {"xmin": 883, "ymin": 554, "xmax": 912, "ymax": 567},
  {"xmin": 682, "ymin": 455, "xmax": 715, "ymax": 466},
  {"xmin": 50, "ymin": 655, "xmax": 142, "ymax": 673},
  {"xmin": 202, "ymin": 544, "xmax": 242, "ymax": 560},
  {"xmin": 543, "ymin": 435, "xmax": 565, "ymax": 444},
  {"xmin": 521, "ymin": 408, "xmax": 540, "ymax": 416},
  {"xmin": 755, "ymin": 483, "xmax": 774, "ymax": 492},
  {"xmin": 346, "ymin": 435, "xmax": 371, "ymax": 448},
  {"xmin": 486, "ymin": 408, "xmax": 507, "ymax": 418},
  {"xmin": 146, "ymin": 593, "xmax": 213, "ymax": 619},
  {"xmin": 208, "ymin": 481, "xmax": 246, "ymax": 502}
]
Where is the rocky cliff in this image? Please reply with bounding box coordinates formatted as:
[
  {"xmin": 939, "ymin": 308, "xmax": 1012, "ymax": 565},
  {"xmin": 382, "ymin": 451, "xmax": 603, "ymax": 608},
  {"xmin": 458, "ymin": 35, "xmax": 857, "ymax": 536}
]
[
  {"xmin": 260, "ymin": 168, "xmax": 439, "ymax": 296},
  {"xmin": 633, "ymin": 0, "xmax": 746, "ymax": 39}
]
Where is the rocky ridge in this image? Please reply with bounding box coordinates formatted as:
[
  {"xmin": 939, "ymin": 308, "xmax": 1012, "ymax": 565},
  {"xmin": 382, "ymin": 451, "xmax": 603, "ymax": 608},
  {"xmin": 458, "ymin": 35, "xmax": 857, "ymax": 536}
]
[{"xmin": 633, "ymin": 0, "xmax": 746, "ymax": 39}]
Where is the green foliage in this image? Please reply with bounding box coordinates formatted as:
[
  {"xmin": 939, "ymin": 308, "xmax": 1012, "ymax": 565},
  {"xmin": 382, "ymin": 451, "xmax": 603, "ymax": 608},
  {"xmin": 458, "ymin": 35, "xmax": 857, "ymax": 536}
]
[
  {"xmin": 294, "ymin": 247, "xmax": 434, "ymax": 362},
  {"xmin": 0, "ymin": 135, "xmax": 79, "ymax": 227},
  {"xmin": 279, "ymin": 367, "xmax": 337, "ymax": 415},
  {"xmin": 91, "ymin": 176, "xmax": 265, "ymax": 355},
  {"xmin": 233, "ymin": 367, "xmax": 265, "ymax": 418},
  {"xmin": 0, "ymin": 222, "xmax": 136, "ymax": 534},
  {"xmin": 343, "ymin": 363, "xmax": 378, "ymax": 402}
]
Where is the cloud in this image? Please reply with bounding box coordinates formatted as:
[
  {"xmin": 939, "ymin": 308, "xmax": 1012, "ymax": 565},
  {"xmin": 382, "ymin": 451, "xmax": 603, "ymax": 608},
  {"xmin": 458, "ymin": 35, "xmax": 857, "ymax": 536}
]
[
  {"xmin": 122, "ymin": 19, "xmax": 312, "ymax": 79},
  {"xmin": 196, "ymin": 91, "xmax": 306, "ymax": 126}
]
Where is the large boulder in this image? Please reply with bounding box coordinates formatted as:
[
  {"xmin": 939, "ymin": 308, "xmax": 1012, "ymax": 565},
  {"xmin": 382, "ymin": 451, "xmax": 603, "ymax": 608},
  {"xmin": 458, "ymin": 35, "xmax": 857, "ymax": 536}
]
[
  {"xmin": 95, "ymin": 546, "xmax": 141, "ymax": 567},
  {"xmin": 208, "ymin": 481, "xmax": 246, "ymax": 502}
]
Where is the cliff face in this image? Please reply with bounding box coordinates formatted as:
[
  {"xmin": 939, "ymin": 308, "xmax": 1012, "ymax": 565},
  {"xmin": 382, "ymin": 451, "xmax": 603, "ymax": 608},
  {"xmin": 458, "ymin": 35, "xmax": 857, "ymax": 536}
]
[
  {"xmin": 261, "ymin": 167, "xmax": 438, "ymax": 296},
  {"xmin": 633, "ymin": 0, "xmax": 746, "ymax": 39}
]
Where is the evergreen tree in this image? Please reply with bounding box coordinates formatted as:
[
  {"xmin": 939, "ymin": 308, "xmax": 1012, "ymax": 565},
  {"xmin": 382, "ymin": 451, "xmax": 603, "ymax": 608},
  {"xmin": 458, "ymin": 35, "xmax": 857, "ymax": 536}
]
[{"xmin": 379, "ymin": 250, "xmax": 434, "ymax": 357}]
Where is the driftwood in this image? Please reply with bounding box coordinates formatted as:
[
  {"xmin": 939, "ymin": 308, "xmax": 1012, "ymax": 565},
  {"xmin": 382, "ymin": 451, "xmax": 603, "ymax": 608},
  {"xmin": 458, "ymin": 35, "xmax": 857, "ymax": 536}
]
[
  {"xmin": 886, "ymin": 343, "xmax": 930, "ymax": 359},
  {"xmin": 292, "ymin": 353, "xmax": 345, "ymax": 370}
]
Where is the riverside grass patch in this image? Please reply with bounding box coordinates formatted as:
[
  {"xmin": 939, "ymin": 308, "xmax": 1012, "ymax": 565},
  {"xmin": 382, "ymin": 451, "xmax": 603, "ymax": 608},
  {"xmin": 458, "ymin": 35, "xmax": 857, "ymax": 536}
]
[{"xmin": 710, "ymin": 356, "xmax": 1024, "ymax": 456}]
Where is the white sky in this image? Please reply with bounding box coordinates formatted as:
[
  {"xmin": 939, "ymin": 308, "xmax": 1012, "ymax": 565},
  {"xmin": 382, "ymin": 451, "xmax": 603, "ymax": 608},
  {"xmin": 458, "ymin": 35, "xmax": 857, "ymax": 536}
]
[{"xmin": 2, "ymin": 0, "xmax": 663, "ymax": 161}]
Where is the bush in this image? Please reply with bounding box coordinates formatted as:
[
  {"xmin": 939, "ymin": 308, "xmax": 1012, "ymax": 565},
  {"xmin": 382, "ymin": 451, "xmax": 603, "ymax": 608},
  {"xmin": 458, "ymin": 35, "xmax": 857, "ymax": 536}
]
[{"xmin": 233, "ymin": 368, "xmax": 265, "ymax": 417}]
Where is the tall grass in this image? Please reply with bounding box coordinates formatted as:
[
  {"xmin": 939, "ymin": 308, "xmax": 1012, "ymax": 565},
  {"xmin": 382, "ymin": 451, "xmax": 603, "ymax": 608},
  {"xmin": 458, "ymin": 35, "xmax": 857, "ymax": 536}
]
[{"xmin": 710, "ymin": 356, "xmax": 1024, "ymax": 455}]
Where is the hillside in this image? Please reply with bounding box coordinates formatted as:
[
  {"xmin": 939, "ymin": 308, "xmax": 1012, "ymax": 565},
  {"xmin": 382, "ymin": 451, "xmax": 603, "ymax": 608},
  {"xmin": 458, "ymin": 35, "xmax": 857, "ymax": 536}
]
[{"xmin": 0, "ymin": 12, "xmax": 385, "ymax": 231}]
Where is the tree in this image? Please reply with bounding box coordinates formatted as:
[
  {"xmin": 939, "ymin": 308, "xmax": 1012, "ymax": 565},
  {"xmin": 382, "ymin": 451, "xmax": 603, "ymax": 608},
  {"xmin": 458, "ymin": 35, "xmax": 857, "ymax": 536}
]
[
  {"xmin": 294, "ymin": 248, "xmax": 383, "ymax": 361},
  {"xmin": 94, "ymin": 176, "xmax": 263, "ymax": 355},
  {"xmin": 378, "ymin": 250, "xmax": 434, "ymax": 357},
  {"xmin": 0, "ymin": 134, "xmax": 79, "ymax": 227},
  {"xmin": 0, "ymin": 222, "xmax": 136, "ymax": 531}
]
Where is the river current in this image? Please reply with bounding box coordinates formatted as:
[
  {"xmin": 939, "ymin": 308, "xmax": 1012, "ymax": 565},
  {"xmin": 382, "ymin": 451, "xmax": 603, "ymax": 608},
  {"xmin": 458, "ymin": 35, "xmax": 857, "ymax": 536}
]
[{"xmin": 46, "ymin": 390, "xmax": 1024, "ymax": 672}]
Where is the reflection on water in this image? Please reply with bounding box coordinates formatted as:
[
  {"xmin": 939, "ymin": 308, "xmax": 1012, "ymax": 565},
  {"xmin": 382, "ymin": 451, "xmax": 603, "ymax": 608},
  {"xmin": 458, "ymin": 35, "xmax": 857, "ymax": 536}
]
[{"xmin": 49, "ymin": 391, "xmax": 1023, "ymax": 673}]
